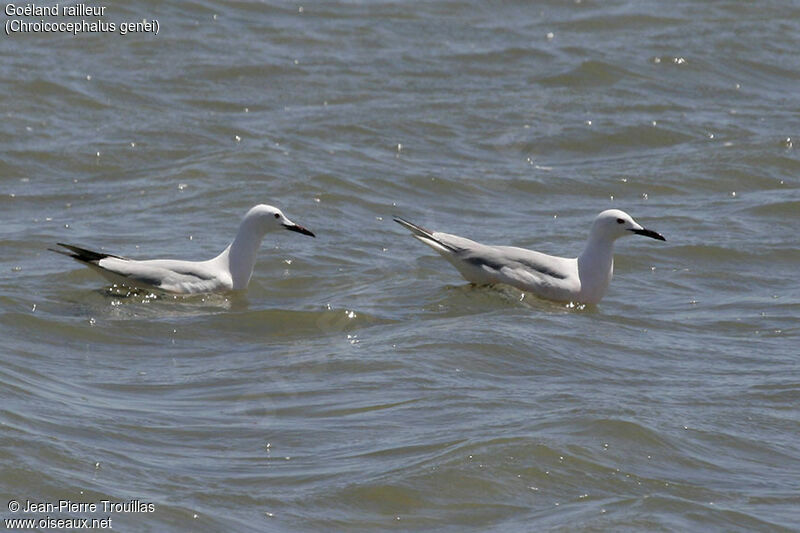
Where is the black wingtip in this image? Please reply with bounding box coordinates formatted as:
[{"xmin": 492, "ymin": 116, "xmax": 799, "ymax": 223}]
[
  {"xmin": 392, "ymin": 215, "xmax": 415, "ymax": 226},
  {"xmin": 51, "ymin": 243, "xmax": 122, "ymax": 263},
  {"xmin": 393, "ymin": 216, "xmax": 433, "ymax": 236}
]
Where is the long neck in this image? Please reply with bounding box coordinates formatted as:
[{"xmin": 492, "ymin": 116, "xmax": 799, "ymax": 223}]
[
  {"xmin": 220, "ymin": 217, "xmax": 266, "ymax": 290},
  {"xmin": 577, "ymin": 233, "xmax": 615, "ymax": 302}
]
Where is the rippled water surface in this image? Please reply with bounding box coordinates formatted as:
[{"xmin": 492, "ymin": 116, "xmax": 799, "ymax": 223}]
[{"xmin": 2, "ymin": 1, "xmax": 799, "ymax": 531}]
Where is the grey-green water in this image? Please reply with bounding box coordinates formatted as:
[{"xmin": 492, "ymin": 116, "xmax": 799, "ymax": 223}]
[{"xmin": 2, "ymin": 1, "xmax": 799, "ymax": 531}]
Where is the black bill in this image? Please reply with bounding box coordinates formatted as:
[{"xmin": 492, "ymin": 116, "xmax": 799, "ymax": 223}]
[
  {"xmin": 631, "ymin": 228, "xmax": 666, "ymax": 241},
  {"xmin": 284, "ymin": 223, "xmax": 316, "ymax": 237}
]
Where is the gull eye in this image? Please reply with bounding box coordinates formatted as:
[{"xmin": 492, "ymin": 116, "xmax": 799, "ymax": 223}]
[
  {"xmin": 616, "ymin": 218, "xmax": 625, "ymax": 224},
  {"xmin": 274, "ymin": 213, "xmax": 280, "ymax": 219}
]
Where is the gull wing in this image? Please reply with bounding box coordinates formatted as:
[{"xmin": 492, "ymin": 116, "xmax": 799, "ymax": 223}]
[
  {"xmin": 51, "ymin": 243, "xmax": 227, "ymax": 293},
  {"xmin": 438, "ymin": 235, "xmax": 573, "ymax": 280},
  {"xmin": 394, "ymin": 218, "xmax": 578, "ymax": 296}
]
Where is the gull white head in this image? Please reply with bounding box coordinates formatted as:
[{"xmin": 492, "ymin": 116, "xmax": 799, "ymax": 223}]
[
  {"xmin": 575, "ymin": 209, "xmax": 665, "ymax": 303},
  {"xmin": 225, "ymin": 204, "xmax": 315, "ymax": 290},
  {"xmin": 590, "ymin": 209, "xmax": 665, "ymax": 242},
  {"xmin": 242, "ymin": 204, "xmax": 316, "ymax": 238}
]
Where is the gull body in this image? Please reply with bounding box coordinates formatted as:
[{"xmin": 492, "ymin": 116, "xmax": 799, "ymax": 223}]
[
  {"xmin": 394, "ymin": 209, "xmax": 665, "ymax": 304},
  {"xmin": 52, "ymin": 204, "xmax": 315, "ymax": 294}
]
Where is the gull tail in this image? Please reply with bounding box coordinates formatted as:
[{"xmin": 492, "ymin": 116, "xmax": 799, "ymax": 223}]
[
  {"xmin": 393, "ymin": 217, "xmax": 458, "ymax": 254},
  {"xmin": 49, "ymin": 243, "xmax": 125, "ymax": 264}
]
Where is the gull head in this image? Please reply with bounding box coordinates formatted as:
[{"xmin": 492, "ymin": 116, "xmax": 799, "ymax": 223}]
[
  {"xmin": 244, "ymin": 204, "xmax": 315, "ymax": 237},
  {"xmin": 591, "ymin": 209, "xmax": 665, "ymax": 242}
]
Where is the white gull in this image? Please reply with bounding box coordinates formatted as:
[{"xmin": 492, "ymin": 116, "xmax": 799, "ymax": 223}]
[
  {"xmin": 394, "ymin": 209, "xmax": 665, "ymax": 304},
  {"xmin": 52, "ymin": 204, "xmax": 315, "ymax": 294}
]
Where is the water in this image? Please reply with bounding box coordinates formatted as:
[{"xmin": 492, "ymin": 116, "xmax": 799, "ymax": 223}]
[{"xmin": 2, "ymin": 1, "xmax": 799, "ymax": 531}]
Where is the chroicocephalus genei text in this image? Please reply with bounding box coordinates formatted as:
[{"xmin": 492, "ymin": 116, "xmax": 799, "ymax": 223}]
[
  {"xmin": 52, "ymin": 204, "xmax": 315, "ymax": 294},
  {"xmin": 394, "ymin": 209, "xmax": 665, "ymax": 304}
]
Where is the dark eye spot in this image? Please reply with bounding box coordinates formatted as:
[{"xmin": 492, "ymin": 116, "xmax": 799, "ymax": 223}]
[
  {"xmin": 616, "ymin": 218, "xmax": 625, "ymax": 224},
  {"xmin": 274, "ymin": 213, "xmax": 280, "ymax": 219}
]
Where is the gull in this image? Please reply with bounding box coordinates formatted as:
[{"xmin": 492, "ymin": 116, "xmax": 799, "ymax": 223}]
[
  {"xmin": 394, "ymin": 209, "xmax": 665, "ymax": 304},
  {"xmin": 51, "ymin": 204, "xmax": 315, "ymax": 294}
]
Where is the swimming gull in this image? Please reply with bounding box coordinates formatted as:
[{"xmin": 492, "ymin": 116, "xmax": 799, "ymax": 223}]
[
  {"xmin": 51, "ymin": 204, "xmax": 315, "ymax": 294},
  {"xmin": 394, "ymin": 209, "xmax": 665, "ymax": 304}
]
